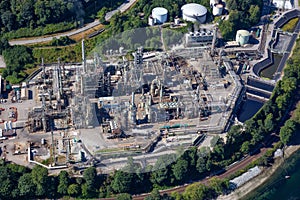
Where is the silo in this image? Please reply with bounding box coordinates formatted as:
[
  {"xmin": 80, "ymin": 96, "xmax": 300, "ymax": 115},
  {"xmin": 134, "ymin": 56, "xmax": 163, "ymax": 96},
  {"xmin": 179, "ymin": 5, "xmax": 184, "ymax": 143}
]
[
  {"xmin": 236, "ymin": 30, "xmax": 250, "ymax": 45},
  {"xmin": 213, "ymin": 4, "xmax": 223, "ymax": 16},
  {"xmin": 152, "ymin": 7, "xmax": 168, "ymax": 24}
]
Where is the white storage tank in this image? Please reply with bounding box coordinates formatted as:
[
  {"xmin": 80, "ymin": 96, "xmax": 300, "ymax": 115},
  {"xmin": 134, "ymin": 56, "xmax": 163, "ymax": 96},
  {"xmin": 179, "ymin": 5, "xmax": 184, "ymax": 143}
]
[
  {"xmin": 210, "ymin": 0, "xmax": 220, "ymax": 6},
  {"xmin": 174, "ymin": 17, "xmax": 180, "ymax": 25},
  {"xmin": 148, "ymin": 15, "xmax": 155, "ymax": 26},
  {"xmin": 236, "ymin": 30, "xmax": 250, "ymax": 45},
  {"xmin": 213, "ymin": 4, "xmax": 223, "ymax": 16},
  {"xmin": 152, "ymin": 7, "xmax": 168, "ymax": 24},
  {"xmin": 181, "ymin": 3, "xmax": 207, "ymax": 23}
]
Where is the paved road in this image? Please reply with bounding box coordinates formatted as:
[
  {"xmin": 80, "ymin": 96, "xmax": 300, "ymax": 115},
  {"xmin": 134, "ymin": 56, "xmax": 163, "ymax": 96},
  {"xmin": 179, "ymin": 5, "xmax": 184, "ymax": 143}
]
[{"xmin": 9, "ymin": 0, "xmax": 138, "ymax": 46}]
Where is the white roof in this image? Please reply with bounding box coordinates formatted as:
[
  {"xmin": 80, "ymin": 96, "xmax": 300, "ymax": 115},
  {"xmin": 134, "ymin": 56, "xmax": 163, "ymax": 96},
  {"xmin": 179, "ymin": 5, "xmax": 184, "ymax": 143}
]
[
  {"xmin": 230, "ymin": 166, "xmax": 261, "ymax": 188},
  {"xmin": 152, "ymin": 7, "xmax": 168, "ymax": 16},
  {"xmin": 237, "ymin": 30, "xmax": 250, "ymax": 36},
  {"xmin": 273, "ymin": 0, "xmax": 292, "ymax": 9},
  {"xmin": 181, "ymin": 3, "xmax": 207, "ymax": 17}
]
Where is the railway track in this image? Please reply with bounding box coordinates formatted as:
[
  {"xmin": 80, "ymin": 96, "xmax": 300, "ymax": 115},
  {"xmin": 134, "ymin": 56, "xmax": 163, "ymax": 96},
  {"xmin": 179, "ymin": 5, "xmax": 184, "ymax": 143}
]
[{"xmin": 99, "ymin": 144, "xmax": 270, "ymax": 200}]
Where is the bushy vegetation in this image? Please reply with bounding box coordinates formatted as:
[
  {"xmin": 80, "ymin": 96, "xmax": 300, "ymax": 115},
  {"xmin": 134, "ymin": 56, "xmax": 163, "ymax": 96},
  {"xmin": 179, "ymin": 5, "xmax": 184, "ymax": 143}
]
[
  {"xmin": 2, "ymin": 45, "xmax": 34, "ymax": 84},
  {"xmin": 50, "ymin": 36, "xmax": 76, "ymax": 47},
  {"xmin": 218, "ymin": 0, "xmax": 262, "ymax": 40},
  {"xmin": 4, "ymin": 22, "xmax": 77, "ymax": 40},
  {"xmin": 281, "ymin": 17, "xmax": 299, "ymax": 32},
  {"xmin": 0, "ymin": 0, "xmax": 124, "ymax": 38}
]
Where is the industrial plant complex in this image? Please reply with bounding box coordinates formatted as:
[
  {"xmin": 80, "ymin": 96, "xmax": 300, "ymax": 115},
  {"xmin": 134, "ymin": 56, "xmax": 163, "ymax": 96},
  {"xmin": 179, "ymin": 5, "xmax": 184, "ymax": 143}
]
[{"xmin": 0, "ymin": 0, "xmax": 299, "ymax": 185}]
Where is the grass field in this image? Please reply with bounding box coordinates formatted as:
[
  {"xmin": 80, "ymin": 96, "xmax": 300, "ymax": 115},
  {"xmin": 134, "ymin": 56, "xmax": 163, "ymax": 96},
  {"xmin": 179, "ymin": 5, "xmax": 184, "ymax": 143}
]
[{"xmin": 281, "ymin": 17, "xmax": 299, "ymax": 32}]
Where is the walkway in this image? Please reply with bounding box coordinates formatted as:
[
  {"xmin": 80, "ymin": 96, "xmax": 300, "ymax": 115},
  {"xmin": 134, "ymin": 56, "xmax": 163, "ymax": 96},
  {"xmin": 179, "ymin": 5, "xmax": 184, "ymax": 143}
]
[{"xmin": 9, "ymin": 0, "xmax": 138, "ymax": 46}]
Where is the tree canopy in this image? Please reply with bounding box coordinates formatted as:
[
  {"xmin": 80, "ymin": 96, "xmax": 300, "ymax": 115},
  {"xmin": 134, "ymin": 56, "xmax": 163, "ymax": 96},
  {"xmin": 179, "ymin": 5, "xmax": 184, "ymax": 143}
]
[{"xmin": 219, "ymin": 0, "xmax": 262, "ymax": 40}]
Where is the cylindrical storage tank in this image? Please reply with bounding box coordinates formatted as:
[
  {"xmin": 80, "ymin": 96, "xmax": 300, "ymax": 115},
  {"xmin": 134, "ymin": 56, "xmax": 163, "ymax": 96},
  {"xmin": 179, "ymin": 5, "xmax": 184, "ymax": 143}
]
[
  {"xmin": 148, "ymin": 16, "xmax": 155, "ymax": 26},
  {"xmin": 210, "ymin": 0, "xmax": 220, "ymax": 6},
  {"xmin": 236, "ymin": 30, "xmax": 250, "ymax": 45},
  {"xmin": 213, "ymin": 4, "xmax": 223, "ymax": 16},
  {"xmin": 181, "ymin": 3, "xmax": 207, "ymax": 23},
  {"xmin": 152, "ymin": 7, "xmax": 168, "ymax": 24},
  {"xmin": 174, "ymin": 17, "xmax": 180, "ymax": 25}
]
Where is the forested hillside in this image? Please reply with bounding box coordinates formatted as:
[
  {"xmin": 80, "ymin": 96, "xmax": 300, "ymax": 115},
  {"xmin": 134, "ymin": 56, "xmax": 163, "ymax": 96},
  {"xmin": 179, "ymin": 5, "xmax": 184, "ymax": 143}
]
[{"xmin": 0, "ymin": 0, "xmax": 124, "ymax": 38}]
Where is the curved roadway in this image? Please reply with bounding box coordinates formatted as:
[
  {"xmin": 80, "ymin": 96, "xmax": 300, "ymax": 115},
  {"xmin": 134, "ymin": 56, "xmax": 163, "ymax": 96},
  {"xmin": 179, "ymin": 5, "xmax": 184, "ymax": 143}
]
[{"xmin": 9, "ymin": 0, "xmax": 138, "ymax": 46}]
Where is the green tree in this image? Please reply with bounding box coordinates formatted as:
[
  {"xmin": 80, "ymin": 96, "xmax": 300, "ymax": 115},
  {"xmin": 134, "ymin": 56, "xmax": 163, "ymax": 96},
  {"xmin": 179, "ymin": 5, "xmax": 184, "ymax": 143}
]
[
  {"xmin": 0, "ymin": 166, "xmax": 13, "ymax": 199},
  {"xmin": 293, "ymin": 104, "xmax": 300, "ymax": 124},
  {"xmin": 248, "ymin": 5, "xmax": 260, "ymax": 24},
  {"xmin": 280, "ymin": 119, "xmax": 297, "ymax": 145},
  {"xmin": 240, "ymin": 141, "xmax": 251, "ymax": 154},
  {"xmin": 81, "ymin": 183, "xmax": 91, "ymax": 198},
  {"xmin": 1, "ymin": 11, "xmax": 15, "ymax": 31},
  {"xmin": 18, "ymin": 173, "xmax": 35, "ymax": 197},
  {"xmin": 116, "ymin": 193, "xmax": 132, "ymax": 200},
  {"xmin": 0, "ymin": 38, "xmax": 10, "ymax": 54},
  {"xmin": 172, "ymin": 158, "xmax": 188, "ymax": 182},
  {"xmin": 196, "ymin": 156, "xmax": 208, "ymax": 174},
  {"xmin": 183, "ymin": 183, "xmax": 210, "ymax": 200},
  {"xmin": 111, "ymin": 170, "xmax": 133, "ymax": 194},
  {"xmin": 83, "ymin": 166, "xmax": 97, "ymax": 197},
  {"xmin": 264, "ymin": 113, "xmax": 275, "ymax": 132},
  {"xmin": 151, "ymin": 168, "xmax": 170, "ymax": 186},
  {"xmin": 68, "ymin": 184, "xmax": 81, "ymax": 197},
  {"xmin": 57, "ymin": 171, "xmax": 69, "ymax": 195},
  {"xmin": 219, "ymin": 20, "xmax": 235, "ymax": 40},
  {"xmin": 31, "ymin": 166, "xmax": 49, "ymax": 197},
  {"xmin": 209, "ymin": 177, "xmax": 224, "ymax": 195},
  {"xmin": 97, "ymin": 7, "xmax": 108, "ymax": 23},
  {"xmin": 145, "ymin": 188, "xmax": 162, "ymax": 200}
]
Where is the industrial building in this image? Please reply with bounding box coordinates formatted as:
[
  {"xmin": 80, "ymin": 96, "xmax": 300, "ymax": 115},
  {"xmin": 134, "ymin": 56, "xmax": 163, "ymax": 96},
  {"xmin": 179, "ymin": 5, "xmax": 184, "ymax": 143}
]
[
  {"xmin": 150, "ymin": 7, "xmax": 168, "ymax": 25},
  {"xmin": 236, "ymin": 30, "xmax": 250, "ymax": 45},
  {"xmin": 181, "ymin": 3, "xmax": 207, "ymax": 23},
  {"xmin": 185, "ymin": 30, "xmax": 215, "ymax": 47},
  {"xmin": 229, "ymin": 166, "xmax": 262, "ymax": 189}
]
